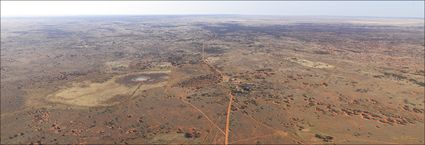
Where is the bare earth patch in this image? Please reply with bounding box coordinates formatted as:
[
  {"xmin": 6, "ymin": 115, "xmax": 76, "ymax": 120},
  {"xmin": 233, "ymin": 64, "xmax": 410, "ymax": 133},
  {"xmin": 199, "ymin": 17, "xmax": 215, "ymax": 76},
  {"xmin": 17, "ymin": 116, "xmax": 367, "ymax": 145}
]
[
  {"xmin": 286, "ymin": 57, "xmax": 334, "ymax": 69},
  {"xmin": 46, "ymin": 71, "xmax": 169, "ymax": 107},
  {"xmin": 104, "ymin": 60, "xmax": 132, "ymax": 73}
]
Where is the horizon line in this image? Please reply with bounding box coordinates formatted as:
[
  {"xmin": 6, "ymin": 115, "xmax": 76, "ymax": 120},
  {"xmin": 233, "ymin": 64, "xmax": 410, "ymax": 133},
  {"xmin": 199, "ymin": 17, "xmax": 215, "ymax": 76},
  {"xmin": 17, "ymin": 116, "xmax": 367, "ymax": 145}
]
[{"xmin": 2, "ymin": 14, "xmax": 424, "ymax": 19}]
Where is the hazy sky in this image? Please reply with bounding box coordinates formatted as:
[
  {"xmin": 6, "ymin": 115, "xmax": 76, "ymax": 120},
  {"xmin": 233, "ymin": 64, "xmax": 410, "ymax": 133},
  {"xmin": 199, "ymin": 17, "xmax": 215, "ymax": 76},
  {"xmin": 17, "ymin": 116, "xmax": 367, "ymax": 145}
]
[{"xmin": 1, "ymin": 1, "xmax": 424, "ymax": 18}]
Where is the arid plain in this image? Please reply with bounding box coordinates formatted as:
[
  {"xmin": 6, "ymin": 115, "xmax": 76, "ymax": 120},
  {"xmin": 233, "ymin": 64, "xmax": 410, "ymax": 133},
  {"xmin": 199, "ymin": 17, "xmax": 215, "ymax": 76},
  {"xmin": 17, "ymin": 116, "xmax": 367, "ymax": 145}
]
[{"xmin": 1, "ymin": 16, "xmax": 424, "ymax": 144}]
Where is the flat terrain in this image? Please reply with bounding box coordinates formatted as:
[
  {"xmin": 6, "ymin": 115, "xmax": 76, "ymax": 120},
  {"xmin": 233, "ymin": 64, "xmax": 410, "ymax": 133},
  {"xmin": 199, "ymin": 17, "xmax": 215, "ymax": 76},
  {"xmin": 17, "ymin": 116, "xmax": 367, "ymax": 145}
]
[{"xmin": 1, "ymin": 16, "xmax": 424, "ymax": 144}]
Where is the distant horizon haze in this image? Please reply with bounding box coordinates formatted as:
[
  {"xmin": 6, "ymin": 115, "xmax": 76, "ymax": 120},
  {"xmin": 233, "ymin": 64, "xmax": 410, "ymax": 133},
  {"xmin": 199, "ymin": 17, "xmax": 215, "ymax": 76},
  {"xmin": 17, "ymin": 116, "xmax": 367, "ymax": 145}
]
[{"xmin": 1, "ymin": 1, "xmax": 424, "ymax": 18}]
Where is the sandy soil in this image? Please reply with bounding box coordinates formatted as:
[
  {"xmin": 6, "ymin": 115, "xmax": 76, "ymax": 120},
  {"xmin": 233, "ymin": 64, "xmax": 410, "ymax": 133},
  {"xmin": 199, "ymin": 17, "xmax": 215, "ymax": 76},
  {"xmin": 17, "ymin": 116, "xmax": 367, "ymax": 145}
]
[{"xmin": 1, "ymin": 16, "xmax": 424, "ymax": 144}]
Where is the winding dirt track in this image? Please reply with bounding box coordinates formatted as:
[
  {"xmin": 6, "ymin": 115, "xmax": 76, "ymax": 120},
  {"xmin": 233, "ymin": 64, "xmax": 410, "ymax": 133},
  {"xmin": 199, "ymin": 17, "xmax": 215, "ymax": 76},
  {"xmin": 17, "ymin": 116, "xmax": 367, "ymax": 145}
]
[
  {"xmin": 224, "ymin": 93, "xmax": 234, "ymax": 145},
  {"xmin": 202, "ymin": 59, "xmax": 234, "ymax": 145}
]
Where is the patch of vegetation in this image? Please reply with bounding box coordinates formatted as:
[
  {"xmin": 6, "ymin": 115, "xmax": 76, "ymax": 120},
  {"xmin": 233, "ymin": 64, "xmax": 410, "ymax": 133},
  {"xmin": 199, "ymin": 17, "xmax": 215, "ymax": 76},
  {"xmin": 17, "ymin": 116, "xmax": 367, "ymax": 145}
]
[
  {"xmin": 315, "ymin": 133, "xmax": 334, "ymax": 142},
  {"xmin": 313, "ymin": 50, "xmax": 331, "ymax": 54},
  {"xmin": 409, "ymin": 78, "xmax": 425, "ymax": 87},
  {"xmin": 205, "ymin": 47, "xmax": 226, "ymax": 54},
  {"xmin": 383, "ymin": 72, "xmax": 407, "ymax": 80},
  {"xmin": 381, "ymin": 72, "xmax": 424, "ymax": 87}
]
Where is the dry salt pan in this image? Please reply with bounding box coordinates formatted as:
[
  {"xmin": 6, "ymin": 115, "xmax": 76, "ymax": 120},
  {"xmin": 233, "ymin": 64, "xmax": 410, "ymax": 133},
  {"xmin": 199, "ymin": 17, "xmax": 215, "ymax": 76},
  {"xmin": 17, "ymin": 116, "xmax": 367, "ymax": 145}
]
[{"xmin": 131, "ymin": 76, "xmax": 150, "ymax": 82}]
